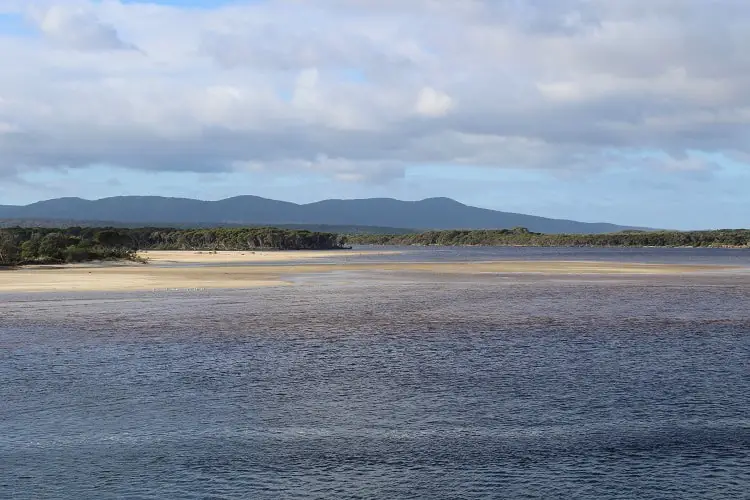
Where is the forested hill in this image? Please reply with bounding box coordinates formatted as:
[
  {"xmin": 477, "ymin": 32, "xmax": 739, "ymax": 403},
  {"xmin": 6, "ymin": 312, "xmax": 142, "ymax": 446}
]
[
  {"xmin": 0, "ymin": 219, "xmax": 416, "ymax": 235},
  {"xmin": 0, "ymin": 227, "xmax": 347, "ymax": 266},
  {"xmin": 348, "ymin": 228, "xmax": 750, "ymax": 248},
  {"xmin": 0, "ymin": 195, "xmax": 638, "ymax": 234}
]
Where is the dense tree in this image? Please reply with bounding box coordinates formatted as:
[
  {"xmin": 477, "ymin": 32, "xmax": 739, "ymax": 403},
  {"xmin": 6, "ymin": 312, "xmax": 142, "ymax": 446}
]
[
  {"xmin": 38, "ymin": 233, "xmax": 73, "ymax": 260},
  {"xmin": 3, "ymin": 224, "xmax": 749, "ymax": 267},
  {"xmin": 349, "ymin": 229, "xmax": 750, "ymax": 248},
  {"xmin": 20, "ymin": 238, "xmax": 41, "ymax": 261},
  {"xmin": 94, "ymin": 229, "xmax": 133, "ymax": 247},
  {"xmin": 0, "ymin": 232, "xmax": 19, "ymax": 266},
  {"xmin": 0, "ymin": 226, "xmax": 349, "ymax": 266}
]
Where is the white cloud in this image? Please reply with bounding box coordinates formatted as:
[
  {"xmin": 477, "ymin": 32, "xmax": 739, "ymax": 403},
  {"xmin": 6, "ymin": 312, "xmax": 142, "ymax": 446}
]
[
  {"xmin": 0, "ymin": 122, "xmax": 19, "ymax": 134},
  {"xmin": 232, "ymin": 155, "xmax": 405, "ymax": 184},
  {"xmin": 415, "ymin": 87, "xmax": 453, "ymax": 117},
  {"xmin": 0, "ymin": 0, "xmax": 749, "ymax": 182},
  {"xmin": 32, "ymin": 4, "xmax": 138, "ymax": 51}
]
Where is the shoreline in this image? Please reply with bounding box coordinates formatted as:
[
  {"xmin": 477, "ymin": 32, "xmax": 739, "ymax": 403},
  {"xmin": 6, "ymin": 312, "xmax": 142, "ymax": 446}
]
[
  {"xmin": 137, "ymin": 249, "xmax": 401, "ymax": 264},
  {"xmin": 355, "ymin": 243, "xmax": 750, "ymax": 249},
  {"xmin": 0, "ymin": 250, "xmax": 742, "ymax": 293}
]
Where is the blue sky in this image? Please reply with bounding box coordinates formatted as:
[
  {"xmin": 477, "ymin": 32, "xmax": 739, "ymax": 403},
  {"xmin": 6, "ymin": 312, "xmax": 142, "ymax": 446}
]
[
  {"xmin": 1, "ymin": 0, "xmax": 750, "ymax": 229},
  {"xmin": 117, "ymin": 0, "xmax": 241, "ymax": 6}
]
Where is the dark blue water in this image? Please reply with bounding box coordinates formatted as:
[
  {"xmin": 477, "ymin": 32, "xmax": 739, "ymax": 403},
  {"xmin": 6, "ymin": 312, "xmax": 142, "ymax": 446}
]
[
  {"xmin": 349, "ymin": 245, "xmax": 750, "ymax": 266},
  {"xmin": 162, "ymin": 246, "xmax": 750, "ymax": 269},
  {"xmin": 2, "ymin": 264, "xmax": 750, "ymax": 498}
]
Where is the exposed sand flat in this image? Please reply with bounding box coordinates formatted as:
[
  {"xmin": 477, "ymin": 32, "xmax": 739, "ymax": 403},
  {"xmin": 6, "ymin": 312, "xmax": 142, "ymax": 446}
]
[
  {"xmin": 138, "ymin": 249, "xmax": 401, "ymax": 264},
  {"xmin": 0, "ymin": 260, "xmax": 739, "ymax": 293},
  {"xmin": 0, "ymin": 265, "xmax": 287, "ymax": 293}
]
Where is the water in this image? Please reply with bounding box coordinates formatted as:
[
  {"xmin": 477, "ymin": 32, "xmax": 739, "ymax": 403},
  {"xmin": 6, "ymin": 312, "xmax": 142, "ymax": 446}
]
[
  {"xmin": 164, "ymin": 246, "xmax": 750, "ymax": 268},
  {"xmin": 2, "ymin": 248, "xmax": 750, "ymax": 499},
  {"xmin": 347, "ymin": 245, "xmax": 750, "ymax": 265}
]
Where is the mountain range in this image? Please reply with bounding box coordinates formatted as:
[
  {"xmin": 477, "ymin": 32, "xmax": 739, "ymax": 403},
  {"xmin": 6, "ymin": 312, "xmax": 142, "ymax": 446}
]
[{"xmin": 0, "ymin": 196, "xmax": 640, "ymax": 234}]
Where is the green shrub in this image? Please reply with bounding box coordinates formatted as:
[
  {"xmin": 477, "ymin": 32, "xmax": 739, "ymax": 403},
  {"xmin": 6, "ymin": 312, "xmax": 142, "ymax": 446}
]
[{"xmin": 64, "ymin": 246, "xmax": 92, "ymax": 263}]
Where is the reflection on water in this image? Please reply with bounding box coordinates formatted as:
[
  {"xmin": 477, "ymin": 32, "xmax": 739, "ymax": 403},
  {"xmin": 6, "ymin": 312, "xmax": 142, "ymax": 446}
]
[
  {"xmin": 1, "ymin": 254, "xmax": 750, "ymax": 499},
  {"xmin": 350, "ymin": 245, "xmax": 750, "ymax": 265},
  {"xmin": 151, "ymin": 245, "xmax": 750, "ymax": 268}
]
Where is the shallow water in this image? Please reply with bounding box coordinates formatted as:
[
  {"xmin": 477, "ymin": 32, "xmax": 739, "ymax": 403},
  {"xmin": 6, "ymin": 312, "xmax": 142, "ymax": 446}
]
[
  {"xmin": 157, "ymin": 245, "xmax": 750, "ymax": 268},
  {"xmin": 351, "ymin": 245, "xmax": 750, "ymax": 266},
  {"xmin": 2, "ymin": 251, "xmax": 750, "ymax": 499}
]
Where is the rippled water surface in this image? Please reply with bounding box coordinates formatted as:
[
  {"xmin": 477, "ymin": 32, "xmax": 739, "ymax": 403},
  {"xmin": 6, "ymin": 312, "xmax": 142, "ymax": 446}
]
[
  {"xmin": 2, "ymin": 250, "xmax": 750, "ymax": 499},
  {"xmin": 350, "ymin": 245, "xmax": 750, "ymax": 266}
]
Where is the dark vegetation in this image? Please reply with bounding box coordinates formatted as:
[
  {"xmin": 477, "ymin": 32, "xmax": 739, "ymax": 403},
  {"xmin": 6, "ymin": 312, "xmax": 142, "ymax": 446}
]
[
  {"xmin": 0, "ymin": 219, "xmax": 417, "ymax": 235},
  {"xmin": 349, "ymin": 227, "xmax": 750, "ymax": 248},
  {"xmin": 0, "ymin": 227, "xmax": 348, "ymax": 266},
  {"xmin": 0, "ymin": 195, "xmax": 638, "ymax": 234},
  {"xmin": 3, "ymin": 225, "xmax": 748, "ymax": 267}
]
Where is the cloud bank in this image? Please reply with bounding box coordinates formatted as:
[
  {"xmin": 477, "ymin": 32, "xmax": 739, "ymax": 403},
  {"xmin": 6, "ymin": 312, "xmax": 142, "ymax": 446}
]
[{"xmin": 0, "ymin": 0, "xmax": 749, "ymax": 182}]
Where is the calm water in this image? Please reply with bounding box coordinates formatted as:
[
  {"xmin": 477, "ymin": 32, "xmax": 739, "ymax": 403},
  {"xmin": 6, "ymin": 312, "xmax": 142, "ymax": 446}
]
[
  {"xmin": 349, "ymin": 245, "xmax": 750, "ymax": 266},
  {"xmin": 165, "ymin": 246, "xmax": 750, "ymax": 269},
  {"xmin": 2, "ymin": 248, "xmax": 750, "ymax": 499},
  {"xmin": 366, "ymin": 246, "xmax": 750, "ymax": 266}
]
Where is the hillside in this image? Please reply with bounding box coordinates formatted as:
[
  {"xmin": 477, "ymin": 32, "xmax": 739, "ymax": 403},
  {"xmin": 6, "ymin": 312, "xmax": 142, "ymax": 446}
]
[
  {"xmin": 0, "ymin": 196, "xmax": 640, "ymax": 234},
  {"xmin": 0, "ymin": 218, "xmax": 416, "ymax": 235}
]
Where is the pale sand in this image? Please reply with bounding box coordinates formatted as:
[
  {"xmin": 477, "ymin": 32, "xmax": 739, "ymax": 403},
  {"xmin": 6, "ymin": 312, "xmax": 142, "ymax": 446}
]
[
  {"xmin": 0, "ymin": 258, "xmax": 738, "ymax": 293},
  {"xmin": 138, "ymin": 249, "xmax": 401, "ymax": 264}
]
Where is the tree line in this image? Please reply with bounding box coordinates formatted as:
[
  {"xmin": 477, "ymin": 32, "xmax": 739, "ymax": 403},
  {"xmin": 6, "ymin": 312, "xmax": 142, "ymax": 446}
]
[
  {"xmin": 348, "ymin": 227, "xmax": 750, "ymax": 248},
  {"xmin": 3, "ymin": 225, "xmax": 749, "ymax": 267},
  {"xmin": 0, "ymin": 227, "xmax": 348, "ymax": 266}
]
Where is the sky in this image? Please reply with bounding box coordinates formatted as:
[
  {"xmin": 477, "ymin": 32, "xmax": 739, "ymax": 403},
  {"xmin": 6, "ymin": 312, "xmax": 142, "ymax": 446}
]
[{"xmin": 1, "ymin": 0, "xmax": 749, "ymax": 229}]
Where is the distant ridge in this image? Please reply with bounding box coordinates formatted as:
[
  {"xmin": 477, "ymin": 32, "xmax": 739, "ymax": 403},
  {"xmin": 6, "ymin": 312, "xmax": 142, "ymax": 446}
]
[
  {"xmin": 0, "ymin": 218, "xmax": 416, "ymax": 235},
  {"xmin": 0, "ymin": 195, "xmax": 643, "ymax": 234}
]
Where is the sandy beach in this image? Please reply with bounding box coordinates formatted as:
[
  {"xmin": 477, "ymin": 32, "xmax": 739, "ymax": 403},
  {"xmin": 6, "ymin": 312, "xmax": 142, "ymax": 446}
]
[
  {"xmin": 0, "ymin": 250, "xmax": 740, "ymax": 293},
  {"xmin": 137, "ymin": 249, "xmax": 402, "ymax": 264}
]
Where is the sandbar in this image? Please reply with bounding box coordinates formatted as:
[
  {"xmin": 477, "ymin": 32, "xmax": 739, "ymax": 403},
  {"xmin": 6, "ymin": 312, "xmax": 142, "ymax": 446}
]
[
  {"xmin": 138, "ymin": 249, "xmax": 400, "ymax": 264},
  {"xmin": 0, "ymin": 256, "xmax": 740, "ymax": 293}
]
